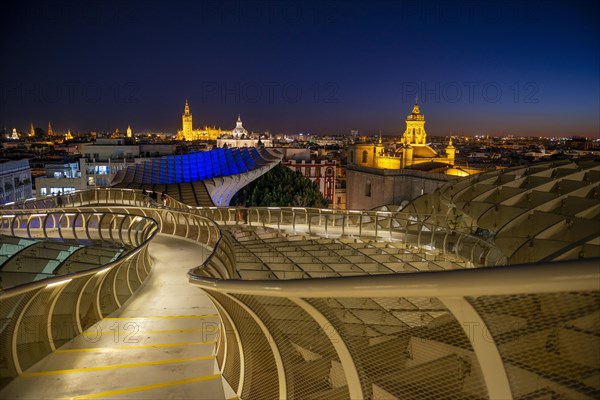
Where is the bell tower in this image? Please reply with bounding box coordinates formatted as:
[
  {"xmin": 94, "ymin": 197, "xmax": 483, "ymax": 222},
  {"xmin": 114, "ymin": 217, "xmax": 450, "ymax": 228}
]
[
  {"xmin": 402, "ymin": 98, "xmax": 426, "ymax": 145},
  {"xmin": 445, "ymin": 137, "xmax": 456, "ymax": 165},
  {"xmin": 182, "ymin": 100, "xmax": 193, "ymax": 140}
]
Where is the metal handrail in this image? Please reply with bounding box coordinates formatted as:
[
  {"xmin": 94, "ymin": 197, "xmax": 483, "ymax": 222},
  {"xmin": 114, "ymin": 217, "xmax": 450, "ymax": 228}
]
[
  {"xmin": 2, "ymin": 188, "xmax": 599, "ymax": 400},
  {"xmin": 0, "ymin": 211, "xmax": 159, "ymax": 298},
  {"xmin": 3, "ymin": 188, "xmax": 508, "ymax": 270},
  {"xmin": 189, "ymin": 206, "xmax": 507, "ymax": 268},
  {"xmin": 189, "ymin": 257, "xmax": 600, "ymax": 297}
]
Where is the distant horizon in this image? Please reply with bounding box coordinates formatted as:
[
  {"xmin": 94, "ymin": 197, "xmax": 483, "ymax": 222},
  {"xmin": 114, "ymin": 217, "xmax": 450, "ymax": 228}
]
[
  {"xmin": 1, "ymin": 1, "xmax": 598, "ymax": 138},
  {"xmin": 4, "ymin": 118, "xmax": 599, "ymax": 141},
  {"xmin": 3, "ymin": 95, "xmax": 599, "ymax": 139}
]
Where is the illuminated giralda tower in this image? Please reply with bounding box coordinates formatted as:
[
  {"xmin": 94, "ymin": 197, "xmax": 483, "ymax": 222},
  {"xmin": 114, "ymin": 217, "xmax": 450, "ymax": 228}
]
[{"xmin": 182, "ymin": 100, "xmax": 193, "ymax": 140}]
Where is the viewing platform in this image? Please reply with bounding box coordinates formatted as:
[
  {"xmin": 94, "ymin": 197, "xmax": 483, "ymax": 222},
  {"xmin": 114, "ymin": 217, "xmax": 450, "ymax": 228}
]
[{"xmin": 1, "ymin": 158, "xmax": 599, "ymax": 400}]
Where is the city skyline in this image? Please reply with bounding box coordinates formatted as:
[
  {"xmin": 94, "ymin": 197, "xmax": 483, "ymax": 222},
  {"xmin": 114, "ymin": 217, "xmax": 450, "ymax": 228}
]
[{"xmin": 1, "ymin": 0, "xmax": 598, "ymax": 137}]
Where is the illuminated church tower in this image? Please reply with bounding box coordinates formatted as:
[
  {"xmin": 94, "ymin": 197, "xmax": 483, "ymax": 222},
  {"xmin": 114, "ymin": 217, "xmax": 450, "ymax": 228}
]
[
  {"xmin": 445, "ymin": 137, "xmax": 456, "ymax": 165},
  {"xmin": 30, "ymin": 123, "xmax": 35, "ymax": 137},
  {"xmin": 127, "ymin": 125, "xmax": 132, "ymax": 138},
  {"xmin": 182, "ymin": 100, "xmax": 193, "ymax": 140},
  {"xmin": 401, "ymin": 98, "xmax": 426, "ymax": 145},
  {"xmin": 48, "ymin": 121, "xmax": 54, "ymax": 136}
]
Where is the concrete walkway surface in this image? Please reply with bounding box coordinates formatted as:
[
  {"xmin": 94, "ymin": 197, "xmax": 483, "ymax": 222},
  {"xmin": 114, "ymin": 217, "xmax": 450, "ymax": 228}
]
[{"xmin": 1, "ymin": 235, "xmax": 235, "ymax": 400}]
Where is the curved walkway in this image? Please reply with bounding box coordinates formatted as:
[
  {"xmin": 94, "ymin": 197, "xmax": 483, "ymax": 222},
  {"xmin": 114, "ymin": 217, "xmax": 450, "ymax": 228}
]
[{"xmin": 1, "ymin": 235, "xmax": 234, "ymax": 400}]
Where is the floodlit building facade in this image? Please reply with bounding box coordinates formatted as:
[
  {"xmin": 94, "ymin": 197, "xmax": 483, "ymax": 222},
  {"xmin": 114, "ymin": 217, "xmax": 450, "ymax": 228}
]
[
  {"xmin": 347, "ymin": 102, "xmax": 480, "ymax": 209},
  {"xmin": 349, "ymin": 101, "xmax": 457, "ymax": 170},
  {"xmin": 177, "ymin": 100, "xmax": 227, "ymax": 141}
]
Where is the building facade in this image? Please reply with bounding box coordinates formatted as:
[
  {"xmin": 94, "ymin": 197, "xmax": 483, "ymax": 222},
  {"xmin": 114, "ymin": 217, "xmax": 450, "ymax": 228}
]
[
  {"xmin": 0, "ymin": 159, "xmax": 33, "ymax": 204},
  {"xmin": 178, "ymin": 101, "xmax": 272, "ymax": 146},
  {"xmin": 346, "ymin": 102, "xmax": 466, "ymax": 210},
  {"xmin": 346, "ymin": 165, "xmax": 455, "ymax": 210},
  {"xmin": 349, "ymin": 101, "xmax": 456, "ymax": 170},
  {"xmin": 282, "ymin": 160, "xmax": 336, "ymax": 205},
  {"xmin": 217, "ymin": 115, "xmax": 273, "ymax": 148}
]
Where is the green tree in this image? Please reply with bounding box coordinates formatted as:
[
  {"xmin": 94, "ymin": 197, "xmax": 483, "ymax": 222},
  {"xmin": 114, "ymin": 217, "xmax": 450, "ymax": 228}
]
[{"xmin": 231, "ymin": 163, "xmax": 329, "ymax": 208}]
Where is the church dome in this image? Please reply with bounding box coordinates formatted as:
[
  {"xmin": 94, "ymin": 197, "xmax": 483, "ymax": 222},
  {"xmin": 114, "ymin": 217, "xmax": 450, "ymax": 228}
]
[{"xmin": 231, "ymin": 115, "xmax": 248, "ymax": 138}]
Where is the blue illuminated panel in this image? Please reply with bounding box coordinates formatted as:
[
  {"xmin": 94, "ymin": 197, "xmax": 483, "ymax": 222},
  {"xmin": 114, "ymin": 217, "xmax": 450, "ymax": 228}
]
[
  {"xmin": 241, "ymin": 147, "xmax": 257, "ymax": 169},
  {"xmin": 183, "ymin": 154, "xmax": 191, "ymax": 182},
  {"xmin": 202, "ymin": 152, "xmax": 211, "ymax": 179},
  {"xmin": 232, "ymin": 148, "xmax": 249, "ymax": 173},
  {"xmin": 121, "ymin": 147, "xmax": 271, "ymax": 186},
  {"xmin": 217, "ymin": 149, "xmax": 230, "ymax": 175},
  {"xmin": 224, "ymin": 149, "xmax": 240, "ymax": 174},
  {"xmin": 210, "ymin": 150, "xmax": 220, "ymax": 177},
  {"xmin": 189, "ymin": 153, "xmax": 199, "ymax": 181},
  {"xmin": 159, "ymin": 159, "xmax": 168, "ymax": 184}
]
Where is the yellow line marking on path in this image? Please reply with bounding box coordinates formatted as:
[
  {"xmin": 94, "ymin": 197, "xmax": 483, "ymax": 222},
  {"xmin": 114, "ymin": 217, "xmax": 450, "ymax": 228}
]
[
  {"xmin": 22, "ymin": 355, "xmax": 215, "ymax": 377},
  {"xmin": 55, "ymin": 341, "xmax": 217, "ymax": 353},
  {"xmin": 66, "ymin": 373, "xmax": 222, "ymax": 399},
  {"xmin": 80, "ymin": 327, "xmax": 219, "ymax": 337},
  {"xmin": 104, "ymin": 314, "xmax": 219, "ymax": 320}
]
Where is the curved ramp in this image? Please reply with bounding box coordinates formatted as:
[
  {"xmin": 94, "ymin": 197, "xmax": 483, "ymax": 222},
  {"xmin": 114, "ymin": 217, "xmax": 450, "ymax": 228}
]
[
  {"xmin": 1, "ymin": 235, "xmax": 230, "ymax": 399},
  {"xmin": 1, "ymin": 188, "xmax": 599, "ymax": 400}
]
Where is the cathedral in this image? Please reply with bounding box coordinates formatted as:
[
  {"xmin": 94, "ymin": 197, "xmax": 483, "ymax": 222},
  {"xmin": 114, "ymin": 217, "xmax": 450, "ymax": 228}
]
[
  {"xmin": 349, "ymin": 100, "xmax": 457, "ymax": 171},
  {"xmin": 176, "ymin": 100, "xmax": 272, "ymax": 147},
  {"xmin": 177, "ymin": 100, "xmax": 226, "ymax": 141}
]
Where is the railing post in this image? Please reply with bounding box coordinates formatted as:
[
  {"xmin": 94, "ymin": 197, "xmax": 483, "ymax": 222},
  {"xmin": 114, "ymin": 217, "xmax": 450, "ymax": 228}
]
[
  {"xmin": 440, "ymin": 297, "xmax": 513, "ymax": 400},
  {"xmin": 11, "ymin": 290, "xmax": 43, "ymax": 374},
  {"xmin": 359, "ymin": 212, "xmax": 363, "ymax": 237},
  {"xmin": 207, "ymin": 294, "xmax": 244, "ymax": 389},
  {"xmin": 225, "ymin": 294, "xmax": 287, "ymax": 399},
  {"xmin": 47, "ymin": 283, "xmax": 71, "ymax": 351},
  {"xmin": 289, "ymin": 298, "xmax": 364, "ymax": 400}
]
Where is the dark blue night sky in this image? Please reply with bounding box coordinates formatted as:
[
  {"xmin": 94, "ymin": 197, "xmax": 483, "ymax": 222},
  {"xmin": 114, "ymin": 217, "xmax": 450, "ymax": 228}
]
[{"xmin": 1, "ymin": 0, "xmax": 598, "ymax": 136}]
